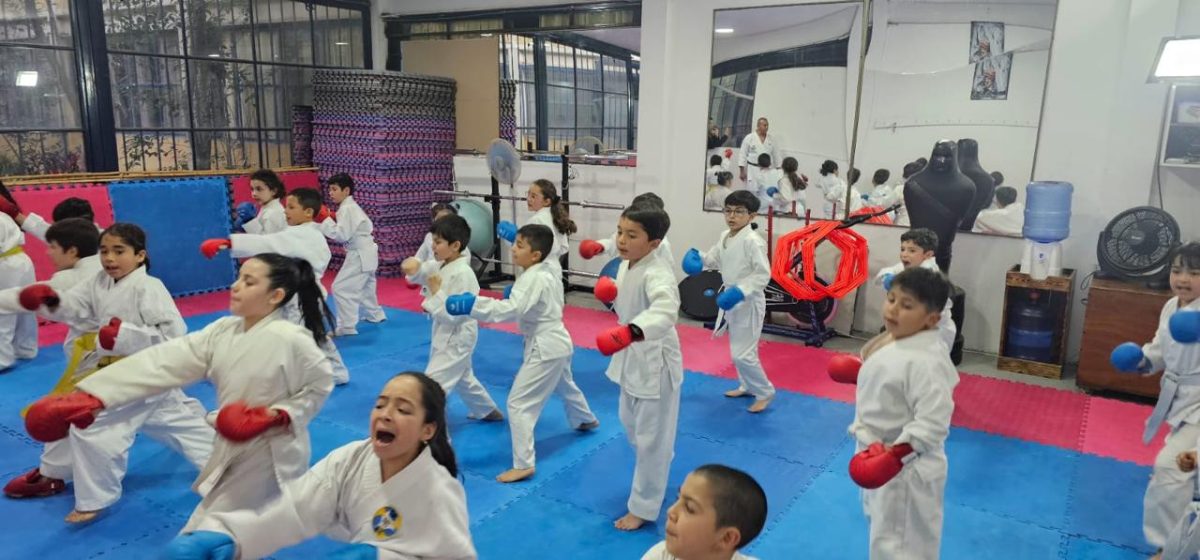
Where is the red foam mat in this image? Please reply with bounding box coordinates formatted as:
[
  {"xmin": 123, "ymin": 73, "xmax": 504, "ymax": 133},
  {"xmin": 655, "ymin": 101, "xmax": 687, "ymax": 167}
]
[{"xmin": 10, "ymin": 183, "xmax": 114, "ymax": 281}]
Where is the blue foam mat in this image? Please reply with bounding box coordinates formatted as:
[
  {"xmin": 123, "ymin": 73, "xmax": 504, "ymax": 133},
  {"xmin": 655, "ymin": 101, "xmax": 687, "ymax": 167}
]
[{"xmin": 0, "ymin": 305, "xmax": 1159, "ymax": 558}]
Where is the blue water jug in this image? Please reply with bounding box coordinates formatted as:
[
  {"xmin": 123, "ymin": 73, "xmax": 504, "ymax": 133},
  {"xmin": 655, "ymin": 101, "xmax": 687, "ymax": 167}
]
[
  {"xmin": 1006, "ymin": 291, "xmax": 1056, "ymax": 363},
  {"xmin": 1023, "ymin": 181, "xmax": 1073, "ymax": 243}
]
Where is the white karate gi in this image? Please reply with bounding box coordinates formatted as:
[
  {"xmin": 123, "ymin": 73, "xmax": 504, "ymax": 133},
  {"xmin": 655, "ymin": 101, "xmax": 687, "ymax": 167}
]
[
  {"xmin": 0, "ymin": 254, "xmax": 102, "ymax": 353},
  {"xmin": 242, "ymin": 199, "xmax": 288, "ymax": 234},
  {"xmin": 849, "ymin": 329, "xmax": 959, "ymax": 560},
  {"xmin": 19, "ymin": 212, "xmax": 103, "ymax": 243},
  {"xmin": 737, "ymin": 133, "xmax": 780, "ymax": 175},
  {"xmin": 470, "ymin": 261, "xmax": 597, "ymax": 469},
  {"xmin": 706, "ymin": 164, "xmax": 727, "ymax": 186},
  {"xmin": 527, "ymin": 207, "xmax": 569, "ymax": 276},
  {"xmin": 196, "ymin": 442, "xmax": 476, "ymax": 560},
  {"xmin": 875, "ymin": 259, "xmax": 956, "ymax": 353},
  {"xmin": 77, "ymin": 310, "xmax": 333, "ymax": 531},
  {"xmin": 0, "ymin": 213, "xmax": 37, "ymax": 368},
  {"xmin": 320, "ymin": 196, "xmax": 386, "ymax": 334},
  {"xmin": 418, "ymin": 255, "xmax": 499, "ymax": 419},
  {"xmin": 641, "ymin": 541, "xmax": 757, "ymax": 560},
  {"xmin": 972, "ymin": 202, "xmax": 1025, "ymax": 236},
  {"xmin": 809, "ymin": 173, "xmax": 863, "ymax": 220},
  {"xmin": 409, "ymin": 234, "xmax": 469, "ymax": 298},
  {"xmin": 416, "ymin": 232, "xmax": 436, "ymax": 263},
  {"xmin": 702, "ymin": 227, "xmax": 775, "ymax": 401},
  {"xmin": 605, "ymin": 250, "xmax": 683, "ymax": 521},
  {"xmin": 36, "ymin": 266, "xmax": 213, "ymax": 511},
  {"xmin": 746, "ymin": 166, "xmax": 782, "ymax": 212},
  {"xmin": 704, "ymin": 185, "xmax": 734, "ymax": 212},
  {"xmin": 596, "ymin": 235, "xmax": 676, "ymax": 272},
  {"xmin": 1141, "ymin": 296, "xmax": 1200, "ymax": 548},
  {"xmin": 769, "ymin": 175, "xmax": 803, "ymax": 215},
  {"xmin": 230, "ymin": 222, "xmax": 350, "ymax": 384}
]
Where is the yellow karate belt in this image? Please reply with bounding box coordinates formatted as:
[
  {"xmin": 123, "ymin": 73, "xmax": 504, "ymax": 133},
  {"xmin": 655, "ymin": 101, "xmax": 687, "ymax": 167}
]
[
  {"xmin": 20, "ymin": 333, "xmax": 122, "ymax": 418},
  {"xmin": 1, "ymin": 246, "xmax": 24, "ymax": 258}
]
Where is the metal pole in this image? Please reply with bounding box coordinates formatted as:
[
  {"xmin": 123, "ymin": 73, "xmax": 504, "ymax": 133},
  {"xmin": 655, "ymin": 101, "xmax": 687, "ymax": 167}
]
[{"xmin": 843, "ymin": 0, "xmax": 872, "ymax": 220}]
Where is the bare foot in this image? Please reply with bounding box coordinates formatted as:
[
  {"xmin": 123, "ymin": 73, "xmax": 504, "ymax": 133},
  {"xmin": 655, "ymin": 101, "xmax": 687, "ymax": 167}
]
[
  {"xmin": 481, "ymin": 409, "xmax": 504, "ymax": 422},
  {"xmin": 65, "ymin": 509, "xmax": 100, "ymax": 524},
  {"xmin": 1150, "ymin": 552, "xmax": 1162, "ymax": 560},
  {"xmin": 748, "ymin": 398, "xmax": 772, "ymax": 413},
  {"xmin": 614, "ymin": 512, "xmax": 648, "ymax": 531},
  {"xmin": 724, "ymin": 389, "xmax": 749, "ymax": 398},
  {"xmin": 576, "ymin": 420, "xmax": 600, "ymax": 431},
  {"xmin": 496, "ymin": 468, "xmax": 535, "ymax": 483}
]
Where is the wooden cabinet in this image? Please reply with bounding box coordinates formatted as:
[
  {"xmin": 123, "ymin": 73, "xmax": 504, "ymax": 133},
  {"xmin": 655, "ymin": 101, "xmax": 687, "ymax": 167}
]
[
  {"xmin": 1077, "ymin": 278, "xmax": 1171, "ymax": 397},
  {"xmin": 998, "ymin": 267, "xmax": 1074, "ymax": 379}
]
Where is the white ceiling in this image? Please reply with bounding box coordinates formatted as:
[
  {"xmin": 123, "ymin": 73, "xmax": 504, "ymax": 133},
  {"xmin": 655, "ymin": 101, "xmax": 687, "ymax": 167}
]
[
  {"xmin": 714, "ymin": 3, "xmax": 859, "ymax": 37},
  {"xmin": 573, "ymin": 28, "xmax": 642, "ymax": 53}
]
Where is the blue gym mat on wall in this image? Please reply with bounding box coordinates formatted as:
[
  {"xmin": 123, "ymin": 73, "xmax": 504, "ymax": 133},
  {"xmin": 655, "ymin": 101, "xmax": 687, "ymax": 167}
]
[{"xmin": 108, "ymin": 177, "xmax": 234, "ymax": 296}]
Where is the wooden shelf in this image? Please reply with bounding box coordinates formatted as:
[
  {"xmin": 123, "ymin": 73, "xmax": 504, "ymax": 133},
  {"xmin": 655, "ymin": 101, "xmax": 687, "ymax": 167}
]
[{"xmin": 997, "ymin": 266, "xmax": 1075, "ymax": 379}]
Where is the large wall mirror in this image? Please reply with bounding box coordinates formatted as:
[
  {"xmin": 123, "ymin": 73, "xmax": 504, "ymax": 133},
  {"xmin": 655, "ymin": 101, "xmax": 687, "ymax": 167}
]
[{"xmin": 703, "ymin": 0, "xmax": 1059, "ymax": 239}]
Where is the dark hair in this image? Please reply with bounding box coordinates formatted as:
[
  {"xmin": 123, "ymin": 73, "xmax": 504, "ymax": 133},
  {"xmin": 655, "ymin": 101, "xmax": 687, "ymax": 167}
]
[
  {"xmin": 52, "ymin": 197, "xmax": 95, "ymax": 223},
  {"xmin": 994, "ymin": 186, "xmax": 1017, "ymax": 207},
  {"xmin": 45, "ymin": 218, "xmax": 99, "ymax": 259},
  {"xmin": 725, "ymin": 190, "xmax": 760, "ymax": 214},
  {"xmin": 693, "ymin": 465, "xmax": 767, "ymax": 550},
  {"xmin": 916, "ymin": 157, "xmax": 928, "ymax": 167},
  {"xmin": 709, "ymin": 154, "xmax": 722, "ymax": 167},
  {"xmin": 328, "ymin": 173, "xmax": 355, "ymax": 194},
  {"xmin": 847, "ymin": 167, "xmax": 861, "ymax": 186},
  {"xmin": 101, "ymin": 223, "xmax": 150, "ymax": 271},
  {"xmin": 716, "ymin": 171, "xmax": 733, "ymax": 187},
  {"xmin": 632, "ymin": 192, "xmax": 664, "ymax": 209},
  {"xmin": 900, "ymin": 228, "xmax": 939, "ymax": 253},
  {"xmin": 781, "ymin": 157, "xmax": 805, "ymax": 192},
  {"xmin": 430, "ymin": 202, "xmax": 457, "ymax": 220},
  {"xmin": 250, "ymin": 253, "xmax": 336, "ymax": 343},
  {"xmin": 532, "ymin": 179, "xmax": 577, "ymax": 236},
  {"xmin": 990, "ymin": 171, "xmax": 1005, "ymax": 186},
  {"xmin": 892, "ymin": 267, "xmax": 951, "ymax": 313},
  {"xmin": 620, "ymin": 204, "xmax": 670, "ymax": 241},
  {"xmin": 517, "ymin": 224, "xmax": 554, "ymax": 263},
  {"xmin": 430, "ymin": 214, "xmax": 471, "ymax": 253},
  {"xmin": 820, "ymin": 160, "xmax": 838, "ymax": 176},
  {"xmin": 756, "ymin": 153, "xmax": 771, "ymax": 168},
  {"xmin": 250, "ymin": 169, "xmax": 287, "ymax": 201},
  {"xmin": 902, "ymin": 162, "xmax": 922, "ymax": 179},
  {"xmin": 1171, "ymin": 242, "xmax": 1200, "ymax": 271},
  {"xmin": 288, "ymin": 188, "xmax": 324, "ymax": 220},
  {"xmin": 391, "ymin": 372, "xmax": 458, "ymax": 478},
  {"xmin": 0, "ymin": 181, "xmax": 17, "ymax": 210},
  {"xmin": 872, "ymin": 169, "xmax": 891, "ymax": 186}
]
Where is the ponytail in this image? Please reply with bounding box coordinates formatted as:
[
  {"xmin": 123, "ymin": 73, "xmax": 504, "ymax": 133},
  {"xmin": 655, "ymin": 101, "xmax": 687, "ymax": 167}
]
[
  {"xmin": 394, "ymin": 371, "xmax": 459, "ymax": 478},
  {"xmin": 253, "ymin": 253, "xmax": 336, "ymax": 344},
  {"xmin": 533, "ymin": 179, "xmax": 577, "ymax": 236},
  {"xmin": 781, "ymin": 157, "xmax": 806, "ymax": 192}
]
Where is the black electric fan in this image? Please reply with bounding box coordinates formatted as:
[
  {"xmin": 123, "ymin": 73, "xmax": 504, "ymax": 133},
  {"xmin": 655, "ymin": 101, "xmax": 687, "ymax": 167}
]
[{"xmin": 1096, "ymin": 206, "xmax": 1181, "ymax": 288}]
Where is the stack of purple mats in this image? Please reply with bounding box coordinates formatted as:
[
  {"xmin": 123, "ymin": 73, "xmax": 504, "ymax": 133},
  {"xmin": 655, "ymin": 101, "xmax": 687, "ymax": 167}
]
[
  {"xmin": 292, "ymin": 105, "xmax": 314, "ymax": 166},
  {"xmin": 500, "ymin": 80, "xmax": 516, "ymax": 146},
  {"xmin": 312, "ymin": 69, "xmax": 457, "ymax": 277}
]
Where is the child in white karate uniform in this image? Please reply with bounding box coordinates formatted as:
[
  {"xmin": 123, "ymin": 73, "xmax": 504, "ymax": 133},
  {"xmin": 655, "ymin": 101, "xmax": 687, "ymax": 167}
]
[
  {"xmin": 745, "ymin": 153, "xmax": 782, "ymax": 213},
  {"xmin": 704, "ymin": 172, "xmax": 736, "ymax": 213},
  {"xmin": 320, "ymin": 173, "xmax": 386, "ymax": 336},
  {"xmin": 874, "ymin": 228, "xmax": 956, "ymax": 353},
  {"xmin": 496, "ymin": 179, "xmax": 573, "ymax": 278},
  {"xmin": 683, "ymin": 191, "xmax": 774, "ymax": 413},
  {"xmin": 1109, "ymin": 243, "xmax": 1200, "ymax": 557},
  {"xmin": 848, "ymin": 267, "xmax": 958, "ymax": 560},
  {"xmin": 1163, "ymin": 447, "xmax": 1200, "ymax": 560},
  {"xmin": 13, "ymin": 196, "xmax": 103, "ymax": 243},
  {"xmin": 202, "ymin": 187, "xmax": 351, "ymax": 385},
  {"xmin": 579, "ymin": 192, "xmax": 676, "ymax": 266},
  {"xmin": 594, "ymin": 203, "xmax": 683, "ymax": 531},
  {"xmin": 0, "ymin": 184, "xmax": 37, "ymax": 369},
  {"xmin": 765, "ymin": 157, "xmax": 806, "ymax": 216},
  {"xmin": 162, "ymin": 372, "xmax": 475, "ymax": 560},
  {"xmin": 14, "ymin": 223, "xmax": 213, "ymax": 523},
  {"xmin": 400, "ymin": 215, "xmax": 501, "ymax": 423},
  {"xmin": 24, "ymin": 253, "xmax": 335, "ymax": 533},
  {"xmin": 642, "ymin": 465, "xmax": 766, "ymax": 560},
  {"xmin": 448, "ymin": 224, "xmax": 599, "ymax": 483},
  {"xmin": 241, "ymin": 169, "xmax": 289, "ymax": 235},
  {"xmin": 411, "ymin": 203, "xmax": 465, "ymax": 294}
]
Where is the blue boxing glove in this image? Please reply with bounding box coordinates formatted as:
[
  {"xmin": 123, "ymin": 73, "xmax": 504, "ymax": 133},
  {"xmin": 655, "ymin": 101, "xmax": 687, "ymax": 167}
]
[
  {"xmin": 503, "ymin": 284, "xmax": 513, "ymax": 299},
  {"xmin": 1170, "ymin": 310, "xmax": 1200, "ymax": 343},
  {"xmin": 326, "ymin": 543, "xmax": 377, "ymax": 560},
  {"xmin": 232, "ymin": 202, "xmax": 257, "ymax": 232},
  {"xmin": 445, "ymin": 293, "xmax": 476, "ymax": 316},
  {"xmin": 1110, "ymin": 342, "xmax": 1149, "ymax": 373},
  {"xmin": 716, "ymin": 286, "xmax": 746, "ymax": 311},
  {"xmin": 682, "ymin": 248, "xmax": 704, "ymax": 276},
  {"xmin": 766, "ymin": 186, "xmax": 780, "ymax": 198},
  {"xmin": 496, "ymin": 221, "xmax": 518, "ymax": 243},
  {"xmin": 881, "ymin": 273, "xmax": 895, "ymax": 292},
  {"xmin": 163, "ymin": 531, "xmax": 236, "ymax": 560}
]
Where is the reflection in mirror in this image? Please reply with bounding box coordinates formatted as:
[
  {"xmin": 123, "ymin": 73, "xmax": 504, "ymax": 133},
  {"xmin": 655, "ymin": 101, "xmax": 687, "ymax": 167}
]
[
  {"xmin": 853, "ymin": 0, "xmax": 1058, "ymax": 237},
  {"xmin": 704, "ymin": 3, "xmax": 864, "ymax": 219}
]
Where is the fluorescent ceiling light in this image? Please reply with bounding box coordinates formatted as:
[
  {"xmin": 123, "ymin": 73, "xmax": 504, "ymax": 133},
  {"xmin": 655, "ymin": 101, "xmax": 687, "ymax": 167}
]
[
  {"xmin": 15, "ymin": 71, "xmax": 38, "ymax": 87},
  {"xmin": 207, "ymin": 53, "xmax": 221, "ymax": 58},
  {"xmin": 714, "ymin": 28, "xmax": 735, "ymax": 34},
  {"xmin": 480, "ymin": 33, "xmax": 494, "ymax": 37},
  {"xmin": 631, "ymin": 54, "xmax": 640, "ymax": 61},
  {"xmin": 335, "ymin": 41, "xmax": 350, "ymax": 46},
  {"xmin": 1152, "ymin": 37, "xmax": 1200, "ymax": 81}
]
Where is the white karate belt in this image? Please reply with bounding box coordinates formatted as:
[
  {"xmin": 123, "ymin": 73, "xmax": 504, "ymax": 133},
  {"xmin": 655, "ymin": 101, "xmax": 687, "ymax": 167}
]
[
  {"xmin": 712, "ymin": 286, "xmax": 731, "ymax": 338},
  {"xmin": 1144, "ymin": 371, "xmax": 1200, "ymax": 445}
]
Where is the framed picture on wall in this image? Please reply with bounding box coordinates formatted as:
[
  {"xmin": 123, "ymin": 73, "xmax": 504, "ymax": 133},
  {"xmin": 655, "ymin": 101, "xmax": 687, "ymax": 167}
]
[
  {"xmin": 972, "ymin": 52, "xmax": 1013, "ymax": 100},
  {"xmin": 970, "ymin": 22, "xmax": 1004, "ymax": 63}
]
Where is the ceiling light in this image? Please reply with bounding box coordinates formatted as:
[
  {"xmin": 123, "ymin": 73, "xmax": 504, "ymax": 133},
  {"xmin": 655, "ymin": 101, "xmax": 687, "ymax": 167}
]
[
  {"xmin": 207, "ymin": 53, "xmax": 221, "ymax": 58},
  {"xmin": 1151, "ymin": 37, "xmax": 1200, "ymax": 81},
  {"xmin": 480, "ymin": 33, "xmax": 494, "ymax": 37},
  {"xmin": 714, "ymin": 28, "xmax": 735, "ymax": 34},
  {"xmin": 335, "ymin": 41, "xmax": 350, "ymax": 46},
  {"xmin": 15, "ymin": 71, "xmax": 38, "ymax": 87},
  {"xmin": 631, "ymin": 54, "xmax": 640, "ymax": 62}
]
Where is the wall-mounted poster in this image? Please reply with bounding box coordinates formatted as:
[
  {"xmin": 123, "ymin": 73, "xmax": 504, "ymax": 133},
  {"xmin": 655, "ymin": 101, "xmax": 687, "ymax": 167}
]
[
  {"xmin": 972, "ymin": 52, "xmax": 1013, "ymax": 100},
  {"xmin": 970, "ymin": 22, "xmax": 1004, "ymax": 63}
]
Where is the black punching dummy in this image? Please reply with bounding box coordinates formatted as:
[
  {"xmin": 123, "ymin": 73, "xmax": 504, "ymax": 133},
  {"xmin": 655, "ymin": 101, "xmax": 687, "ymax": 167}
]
[
  {"xmin": 956, "ymin": 138, "xmax": 995, "ymax": 231},
  {"xmin": 903, "ymin": 140, "xmax": 976, "ymax": 271}
]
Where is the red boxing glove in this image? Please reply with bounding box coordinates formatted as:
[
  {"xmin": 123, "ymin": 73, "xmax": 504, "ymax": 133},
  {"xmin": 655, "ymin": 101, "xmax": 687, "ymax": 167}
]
[
  {"xmin": 579, "ymin": 239, "xmax": 605, "ymax": 259},
  {"xmin": 594, "ymin": 276, "xmax": 618, "ymax": 304},
  {"xmin": 0, "ymin": 196, "xmax": 19, "ymax": 219},
  {"xmin": 98, "ymin": 318, "xmax": 122, "ymax": 351},
  {"xmin": 316, "ymin": 205, "xmax": 333, "ymax": 223},
  {"xmin": 849, "ymin": 442, "xmax": 915, "ymax": 489},
  {"xmin": 18, "ymin": 284, "xmax": 59, "ymax": 311},
  {"xmin": 828, "ymin": 354, "xmax": 863, "ymax": 384},
  {"xmin": 216, "ymin": 402, "xmax": 290, "ymax": 442},
  {"xmin": 200, "ymin": 238, "xmax": 231, "ymax": 259},
  {"xmin": 597, "ymin": 325, "xmax": 635, "ymax": 356},
  {"xmin": 25, "ymin": 392, "xmax": 105, "ymax": 443}
]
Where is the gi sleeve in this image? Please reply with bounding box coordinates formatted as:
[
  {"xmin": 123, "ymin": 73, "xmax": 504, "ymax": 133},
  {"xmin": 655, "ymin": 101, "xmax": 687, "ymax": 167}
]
[
  {"xmin": 470, "ymin": 275, "xmax": 542, "ymax": 324},
  {"xmin": 894, "ymin": 357, "xmax": 957, "ymax": 453},
  {"xmin": 735, "ymin": 235, "xmax": 771, "ymax": 296},
  {"xmin": 19, "ymin": 212, "xmax": 51, "ymax": 243},
  {"xmin": 111, "ymin": 281, "xmax": 187, "ymax": 355},
  {"xmin": 422, "ymin": 268, "xmax": 481, "ymax": 326},
  {"xmin": 1142, "ymin": 302, "xmax": 1172, "ymax": 374},
  {"xmin": 76, "ymin": 321, "xmax": 218, "ymax": 408}
]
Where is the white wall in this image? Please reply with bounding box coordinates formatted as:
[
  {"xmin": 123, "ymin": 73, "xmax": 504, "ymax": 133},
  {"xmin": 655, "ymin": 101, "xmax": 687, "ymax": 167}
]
[
  {"xmin": 637, "ymin": 0, "xmax": 1180, "ymax": 360},
  {"xmin": 752, "ymin": 66, "xmax": 849, "ymax": 171},
  {"xmin": 711, "ymin": 5, "xmax": 857, "ymax": 64},
  {"xmin": 1153, "ymin": 1, "xmax": 1200, "ymax": 243}
]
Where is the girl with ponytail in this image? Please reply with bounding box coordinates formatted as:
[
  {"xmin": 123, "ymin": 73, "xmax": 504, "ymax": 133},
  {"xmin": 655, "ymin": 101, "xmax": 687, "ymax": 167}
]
[
  {"xmin": 494, "ymin": 179, "xmax": 575, "ymax": 277},
  {"xmin": 161, "ymin": 371, "xmax": 477, "ymax": 559},
  {"xmin": 24, "ymin": 253, "xmax": 336, "ymax": 533}
]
